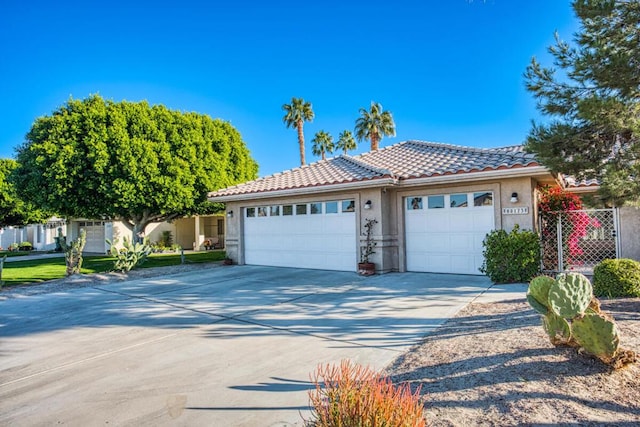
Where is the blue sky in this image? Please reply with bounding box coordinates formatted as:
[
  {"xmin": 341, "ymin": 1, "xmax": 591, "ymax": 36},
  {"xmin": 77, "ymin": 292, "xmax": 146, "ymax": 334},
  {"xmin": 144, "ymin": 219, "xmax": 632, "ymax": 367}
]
[{"xmin": 0, "ymin": 0, "xmax": 577, "ymax": 176}]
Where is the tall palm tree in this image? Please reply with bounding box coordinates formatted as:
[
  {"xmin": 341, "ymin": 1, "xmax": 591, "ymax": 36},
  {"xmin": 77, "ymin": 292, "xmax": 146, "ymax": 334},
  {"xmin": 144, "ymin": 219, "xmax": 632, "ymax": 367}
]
[
  {"xmin": 354, "ymin": 101, "xmax": 396, "ymax": 151},
  {"xmin": 282, "ymin": 97, "xmax": 314, "ymax": 165},
  {"xmin": 336, "ymin": 130, "xmax": 357, "ymax": 155},
  {"xmin": 311, "ymin": 130, "xmax": 334, "ymax": 161}
]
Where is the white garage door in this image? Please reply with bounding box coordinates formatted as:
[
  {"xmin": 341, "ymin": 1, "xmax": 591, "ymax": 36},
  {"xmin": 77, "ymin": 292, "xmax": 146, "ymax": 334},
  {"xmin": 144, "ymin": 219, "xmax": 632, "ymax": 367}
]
[
  {"xmin": 244, "ymin": 200, "xmax": 356, "ymax": 271},
  {"xmin": 405, "ymin": 191, "xmax": 494, "ymax": 275},
  {"xmin": 78, "ymin": 221, "xmax": 106, "ymax": 253}
]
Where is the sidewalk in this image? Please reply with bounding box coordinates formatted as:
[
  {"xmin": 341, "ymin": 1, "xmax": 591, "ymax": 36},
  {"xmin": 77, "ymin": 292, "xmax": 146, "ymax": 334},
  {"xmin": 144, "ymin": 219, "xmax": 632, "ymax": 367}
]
[{"xmin": 2, "ymin": 252, "xmax": 65, "ymax": 263}]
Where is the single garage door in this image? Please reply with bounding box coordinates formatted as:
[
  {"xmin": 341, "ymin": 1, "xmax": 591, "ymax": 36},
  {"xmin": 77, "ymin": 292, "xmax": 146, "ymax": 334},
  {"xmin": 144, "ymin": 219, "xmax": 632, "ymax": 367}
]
[
  {"xmin": 78, "ymin": 221, "xmax": 106, "ymax": 253},
  {"xmin": 405, "ymin": 191, "xmax": 494, "ymax": 275},
  {"xmin": 244, "ymin": 199, "xmax": 356, "ymax": 271}
]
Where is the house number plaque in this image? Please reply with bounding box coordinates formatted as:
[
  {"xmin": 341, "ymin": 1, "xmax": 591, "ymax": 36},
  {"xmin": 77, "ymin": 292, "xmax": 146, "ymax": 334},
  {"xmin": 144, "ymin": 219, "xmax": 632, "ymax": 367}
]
[{"xmin": 502, "ymin": 207, "xmax": 529, "ymax": 215}]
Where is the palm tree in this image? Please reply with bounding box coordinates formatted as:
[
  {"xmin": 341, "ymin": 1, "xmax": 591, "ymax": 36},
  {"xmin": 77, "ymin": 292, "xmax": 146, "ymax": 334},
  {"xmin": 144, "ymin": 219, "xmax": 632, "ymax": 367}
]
[
  {"xmin": 311, "ymin": 130, "xmax": 334, "ymax": 161},
  {"xmin": 354, "ymin": 101, "xmax": 396, "ymax": 151},
  {"xmin": 282, "ymin": 97, "xmax": 314, "ymax": 165},
  {"xmin": 336, "ymin": 130, "xmax": 357, "ymax": 155}
]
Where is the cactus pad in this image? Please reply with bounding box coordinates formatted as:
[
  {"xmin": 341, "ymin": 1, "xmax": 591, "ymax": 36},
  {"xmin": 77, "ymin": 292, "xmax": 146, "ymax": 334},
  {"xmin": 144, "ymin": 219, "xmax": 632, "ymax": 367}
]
[
  {"xmin": 572, "ymin": 313, "xmax": 619, "ymax": 361},
  {"xmin": 528, "ymin": 275, "xmax": 555, "ymax": 308},
  {"xmin": 527, "ymin": 294, "xmax": 548, "ymax": 314},
  {"xmin": 543, "ymin": 312, "xmax": 571, "ymax": 345},
  {"xmin": 548, "ymin": 273, "xmax": 593, "ymax": 318}
]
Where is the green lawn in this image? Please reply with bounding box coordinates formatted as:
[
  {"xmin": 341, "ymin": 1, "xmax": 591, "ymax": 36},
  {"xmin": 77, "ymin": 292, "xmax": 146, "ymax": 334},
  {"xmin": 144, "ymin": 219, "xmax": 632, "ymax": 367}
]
[{"xmin": 1, "ymin": 251, "xmax": 226, "ymax": 287}]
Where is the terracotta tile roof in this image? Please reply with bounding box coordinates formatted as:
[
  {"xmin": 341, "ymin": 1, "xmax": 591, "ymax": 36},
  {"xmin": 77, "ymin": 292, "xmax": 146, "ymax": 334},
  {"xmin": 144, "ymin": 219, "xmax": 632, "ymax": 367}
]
[
  {"xmin": 209, "ymin": 140, "xmax": 543, "ymax": 198},
  {"xmin": 564, "ymin": 176, "xmax": 600, "ymax": 189},
  {"xmin": 210, "ymin": 155, "xmax": 392, "ymax": 197},
  {"xmin": 358, "ymin": 140, "xmax": 539, "ymax": 179}
]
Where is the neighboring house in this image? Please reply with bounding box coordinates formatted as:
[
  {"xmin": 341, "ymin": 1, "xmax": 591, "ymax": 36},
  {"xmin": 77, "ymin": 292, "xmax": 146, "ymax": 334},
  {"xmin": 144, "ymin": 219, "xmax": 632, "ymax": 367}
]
[
  {"xmin": 65, "ymin": 215, "xmax": 225, "ymax": 253},
  {"xmin": 0, "ymin": 217, "xmax": 66, "ymax": 251},
  {"xmin": 209, "ymin": 140, "xmax": 570, "ymax": 275}
]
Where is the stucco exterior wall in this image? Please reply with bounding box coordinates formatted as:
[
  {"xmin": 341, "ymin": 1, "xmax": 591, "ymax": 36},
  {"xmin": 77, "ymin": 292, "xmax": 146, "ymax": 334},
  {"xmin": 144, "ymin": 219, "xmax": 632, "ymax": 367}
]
[
  {"xmin": 221, "ymin": 175, "xmax": 552, "ymax": 273},
  {"xmin": 619, "ymin": 207, "xmax": 640, "ymax": 261}
]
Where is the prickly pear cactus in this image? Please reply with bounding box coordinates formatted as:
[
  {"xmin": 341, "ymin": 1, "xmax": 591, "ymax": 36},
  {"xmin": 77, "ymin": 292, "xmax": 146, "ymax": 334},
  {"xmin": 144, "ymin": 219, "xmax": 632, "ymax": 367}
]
[
  {"xmin": 548, "ymin": 273, "xmax": 592, "ymax": 319},
  {"xmin": 527, "ymin": 275, "xmax": 555, "ymax": 314},
  {"xmin": 543, "ymin": 312, "xmax": 571, "ymax": 345},
  {"xmin": 572, "ymin": 313, "xmax": 620, "ymax": 362}
]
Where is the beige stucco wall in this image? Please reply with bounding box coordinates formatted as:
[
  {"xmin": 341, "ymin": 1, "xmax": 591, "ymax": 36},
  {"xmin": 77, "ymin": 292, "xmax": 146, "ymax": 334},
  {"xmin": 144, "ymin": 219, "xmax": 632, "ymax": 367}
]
[
  {"xmin": 222, "ymin": 175, "xmax": 549, "ymax": 273},
  {"xmin": 619, "ymin": 207, "xmax": 640, "ymax": 261}
]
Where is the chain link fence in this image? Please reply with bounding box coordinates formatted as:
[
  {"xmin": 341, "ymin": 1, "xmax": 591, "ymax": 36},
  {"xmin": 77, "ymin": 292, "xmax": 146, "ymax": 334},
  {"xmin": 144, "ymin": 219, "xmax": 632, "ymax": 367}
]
[{"xmin": 539, "ymin": 209, "xmax": 618, "ymax": 275}]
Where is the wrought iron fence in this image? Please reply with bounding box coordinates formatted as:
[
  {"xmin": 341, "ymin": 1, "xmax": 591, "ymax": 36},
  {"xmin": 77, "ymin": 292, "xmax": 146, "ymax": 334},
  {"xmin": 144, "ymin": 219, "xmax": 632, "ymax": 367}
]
[{"xmin": 539, "ymin": 209, "xmax": 618, "ymax": 274}]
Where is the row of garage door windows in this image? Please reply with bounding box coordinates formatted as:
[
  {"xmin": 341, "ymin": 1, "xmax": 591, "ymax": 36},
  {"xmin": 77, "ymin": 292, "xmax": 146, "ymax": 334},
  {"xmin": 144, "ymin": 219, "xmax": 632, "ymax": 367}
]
[
  {"xmin": 407, "ymin": 192, "xmax": 494, "ymax": 210},
  {"xmin": 246, "ymin": 200, "xmax": 356, "ymax": 218}
]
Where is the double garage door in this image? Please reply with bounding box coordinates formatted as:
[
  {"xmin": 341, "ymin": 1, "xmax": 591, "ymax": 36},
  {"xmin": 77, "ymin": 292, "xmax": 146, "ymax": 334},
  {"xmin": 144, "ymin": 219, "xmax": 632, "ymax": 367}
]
[
  {"xmin": 242, "ymin": 191, "xmax": 495, "ymax": 275},
  {"xmin": 405, "ymin": 191, "xmax": 495, "ymax": 275},
  {"xmin": 243, "ymin": 200, "xmax": 357, "ymax": 271}
]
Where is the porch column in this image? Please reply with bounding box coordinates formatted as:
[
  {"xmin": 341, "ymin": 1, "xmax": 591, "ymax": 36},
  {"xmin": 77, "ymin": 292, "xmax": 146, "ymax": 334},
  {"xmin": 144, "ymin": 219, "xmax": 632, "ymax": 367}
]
[{"xmin": 194, "ymin": 215, "xmax": 201, "ymax": 251}]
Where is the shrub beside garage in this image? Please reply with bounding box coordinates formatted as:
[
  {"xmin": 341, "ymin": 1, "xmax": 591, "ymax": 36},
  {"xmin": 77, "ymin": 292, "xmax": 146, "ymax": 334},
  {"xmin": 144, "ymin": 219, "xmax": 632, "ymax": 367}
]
[{"xmin": 593, "ymin": 258, "xmax": 640, "ymax": 298}]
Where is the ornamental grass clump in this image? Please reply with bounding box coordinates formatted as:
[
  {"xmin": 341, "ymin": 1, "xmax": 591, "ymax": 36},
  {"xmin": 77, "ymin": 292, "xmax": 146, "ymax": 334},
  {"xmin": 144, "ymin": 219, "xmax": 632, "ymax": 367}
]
[{"xmin": 307, "ymin": 360, "xmax": 425, "ymax": 427}]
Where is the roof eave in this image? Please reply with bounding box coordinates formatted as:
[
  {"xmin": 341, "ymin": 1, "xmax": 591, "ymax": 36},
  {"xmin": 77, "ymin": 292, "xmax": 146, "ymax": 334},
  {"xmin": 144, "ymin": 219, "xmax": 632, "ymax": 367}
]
[{"xmin": 209, "ymin": 177, "xmax": 398, "ymax": 202}]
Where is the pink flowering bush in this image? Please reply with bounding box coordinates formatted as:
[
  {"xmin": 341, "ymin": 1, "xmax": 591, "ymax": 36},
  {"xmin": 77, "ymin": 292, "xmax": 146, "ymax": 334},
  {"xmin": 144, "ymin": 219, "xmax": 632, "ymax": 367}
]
[{"xmin": 538, "ymin": 186, "xmax": 601, "ymax": 267}]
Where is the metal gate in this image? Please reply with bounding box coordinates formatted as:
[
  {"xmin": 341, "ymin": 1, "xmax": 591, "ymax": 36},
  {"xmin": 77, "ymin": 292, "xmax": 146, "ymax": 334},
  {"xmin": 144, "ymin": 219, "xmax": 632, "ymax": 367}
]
[{"xmin": 539, "ymin": 208, "xmax": 619, "ymax": 274}]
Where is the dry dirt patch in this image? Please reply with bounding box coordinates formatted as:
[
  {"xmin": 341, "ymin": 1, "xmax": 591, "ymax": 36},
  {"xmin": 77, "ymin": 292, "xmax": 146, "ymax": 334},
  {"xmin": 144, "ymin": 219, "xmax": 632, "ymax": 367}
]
[{"xmin": 387, "ymin": 298, "xmax": 640, "ymax": 426}]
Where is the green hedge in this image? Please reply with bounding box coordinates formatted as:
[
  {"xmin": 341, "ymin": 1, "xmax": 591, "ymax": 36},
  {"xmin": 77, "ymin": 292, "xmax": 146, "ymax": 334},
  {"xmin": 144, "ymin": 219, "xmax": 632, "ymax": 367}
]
[
  {"xmin": 593, "ymin": 258, "xmax": 640, "ymax": 298},
  {"xmin": 480, "ymin": 225, "xmax": 541, "ymax": 283}
]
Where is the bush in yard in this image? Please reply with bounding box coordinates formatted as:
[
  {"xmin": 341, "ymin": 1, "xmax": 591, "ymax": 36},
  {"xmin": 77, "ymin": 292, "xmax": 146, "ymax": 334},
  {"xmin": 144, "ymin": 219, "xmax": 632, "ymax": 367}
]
[
  {"xmin": 18, "ymin": 241, "xmax": 33, "ymax": 251},
  {"xmin": 593, "ymin": 259, "xmax": 640, "ymax": 298},
  {"xmin": 480, "ymin": 225, "xmax": 541, "ymax": 283},
  {"xmin": 306, "ymin": 360, "xmax": 425, "ymax": 427}
]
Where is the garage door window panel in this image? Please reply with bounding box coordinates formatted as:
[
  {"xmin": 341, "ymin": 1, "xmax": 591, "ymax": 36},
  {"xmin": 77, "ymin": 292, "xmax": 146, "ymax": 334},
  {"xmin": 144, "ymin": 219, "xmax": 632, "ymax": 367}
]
[
  {"xmin": 428, "ymin": 195, "xmax": 445, "ymax": 209},
  {"xmin": 310, "ymin": 203, "xmax": 322, "ymax": 214},
  {"xmin": 450, "ymin": 194, "xmax": 468, "ymax": 208},
  {"xmin": 283, "ymin": 205, "xmax": 293, "ymax": 216},
  {"xmin": 474, "ymin": 192, "xmax": 493, "ymax": 207},
  {"xmin": 341, "ymin": 200, "xmax": 355, "ymax": 213},
  {"xmin": 325, "ymin": 201, "xmax": 338, "ymax": 214}
]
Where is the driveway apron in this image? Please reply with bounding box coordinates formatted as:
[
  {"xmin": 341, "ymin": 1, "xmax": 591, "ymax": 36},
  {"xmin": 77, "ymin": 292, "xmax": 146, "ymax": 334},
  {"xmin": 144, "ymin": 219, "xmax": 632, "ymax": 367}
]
[{"xmin": 0, "ymin": 265, "xmax": 505, "ymax": 426}]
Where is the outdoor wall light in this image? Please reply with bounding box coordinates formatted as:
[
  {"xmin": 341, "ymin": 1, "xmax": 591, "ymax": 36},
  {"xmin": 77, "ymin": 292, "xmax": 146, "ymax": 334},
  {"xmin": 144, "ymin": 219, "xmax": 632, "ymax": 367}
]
[
  {"xmin": 227, "ymin": 210, "xmax": 233, "ymax": 218},
  {"xmin": 510, "ymin": 192, "xmax": 519, "ymax": 203},
  {"xmin": 364, "ymin": 200, "xmax": 372, "ymax": 210}
]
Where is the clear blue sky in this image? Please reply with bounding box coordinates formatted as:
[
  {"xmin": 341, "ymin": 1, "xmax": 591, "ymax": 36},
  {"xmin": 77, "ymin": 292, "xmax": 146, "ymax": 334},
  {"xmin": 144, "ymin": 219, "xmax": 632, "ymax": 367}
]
[{"xmin": 0, "ymin": 0, "xmax": 577, "ymax": 177}]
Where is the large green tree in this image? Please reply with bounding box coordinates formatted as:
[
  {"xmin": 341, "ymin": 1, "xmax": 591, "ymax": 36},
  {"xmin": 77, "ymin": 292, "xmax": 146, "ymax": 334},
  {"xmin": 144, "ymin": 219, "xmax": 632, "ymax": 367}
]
[
  {"xmin": 355, "ymin": 101, "xmax": 396, "ymax": 151},
  {"xmin": 525, "ymin": 0, "xmax": 640, "ymax": 204},
  {"xmin": 0, "ymin": 159, "xmax": 49, "ymax": 227},
  {"xmin": 282, "ymin": 97, "xmax": 315, "ymax": 166},
  {"xmin": 336, "ymin": 130, "xmax": 357, "ymax": 155},
  {"xmin": 14, "ymin": 95, "xmax": 258, "ymax": 239},
  {"xmin": 311, "ymin": 130, "xmax": 334, "ymax": 161}
]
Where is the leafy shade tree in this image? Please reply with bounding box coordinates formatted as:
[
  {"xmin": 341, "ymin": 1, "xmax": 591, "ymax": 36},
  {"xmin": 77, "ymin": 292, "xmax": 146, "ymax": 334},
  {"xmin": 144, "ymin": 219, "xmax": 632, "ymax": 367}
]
[
  {"xmin": 524, "ymin": 0, "xmax": 640, "ymax": 205},
  {"xmin": 0, "ymin": 159, "xmax": 49, "ymax": 227},
  {"xmin": 336, "ymin": 130, "xmax": 357, "ymax": 155},
  {"xmin": 14, "ymin": 95, "xmax": 258, "ymax": 240},
  {"xmin": 355, "ymin": 101, "xmax": 396, "ymax": 152},
  {"xmin": 282, "ymin": 97, "xmax": 314, "ymax": 166},
  {"xmin": 311, "ymin": 130, "xmax": 335, "ymax": 161}
]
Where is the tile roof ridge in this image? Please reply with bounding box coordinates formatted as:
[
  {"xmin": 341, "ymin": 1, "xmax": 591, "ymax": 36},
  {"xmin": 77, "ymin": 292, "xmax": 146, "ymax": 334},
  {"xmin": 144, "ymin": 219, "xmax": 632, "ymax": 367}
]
[
  {"xmin": 406, "ymin": 139, "xmax": 508, "ymax": 153},
  {"xmin": 339, "ymin": 154, "xmax": 395, "ymax": 178}
]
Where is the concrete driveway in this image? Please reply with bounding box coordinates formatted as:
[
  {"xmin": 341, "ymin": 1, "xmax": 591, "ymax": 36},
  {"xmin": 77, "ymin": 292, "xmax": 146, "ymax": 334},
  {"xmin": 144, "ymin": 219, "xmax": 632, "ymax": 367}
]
[{"xmin": 0, "ymin": 265, "xmax": 523, "ymax": 426}]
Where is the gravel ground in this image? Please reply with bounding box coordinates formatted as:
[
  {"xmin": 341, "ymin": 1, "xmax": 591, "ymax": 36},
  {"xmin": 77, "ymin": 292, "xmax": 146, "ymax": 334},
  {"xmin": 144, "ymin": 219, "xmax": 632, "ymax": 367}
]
[{"xmin": 387, "ymin": 297, "xmax": 640, "ymax": 426}]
